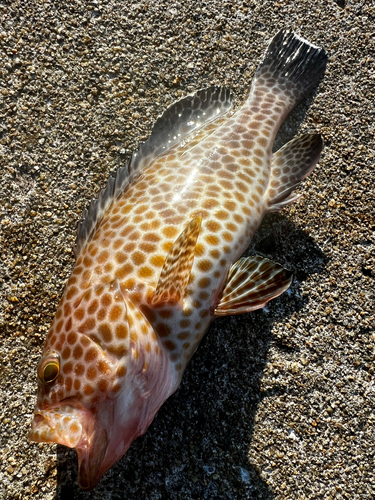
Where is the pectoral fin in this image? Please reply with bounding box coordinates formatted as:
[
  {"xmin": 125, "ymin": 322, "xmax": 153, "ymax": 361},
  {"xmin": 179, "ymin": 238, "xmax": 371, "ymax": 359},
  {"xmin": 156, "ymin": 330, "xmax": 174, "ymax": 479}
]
[
  {"xmin": 214, "ymin": 256, "xmax": 293, "ymax": 316},
  {"xmin": 152, "ymin": 215, "xmax": 202, "ymax": 305}
]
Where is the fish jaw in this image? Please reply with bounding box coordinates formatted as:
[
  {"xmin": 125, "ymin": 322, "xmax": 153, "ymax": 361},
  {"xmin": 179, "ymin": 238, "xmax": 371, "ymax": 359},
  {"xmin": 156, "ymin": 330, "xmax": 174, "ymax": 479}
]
[
  {"xmin": 28, "ymin": 400, "xmax": 107, "ymax": 489},
  {"xmin": 28, "ymin": 401, "xmax": 94, "ymax": 449},
  {"xmin": 28, "ymin": 399, "xmax": 111, "ymax": 490}
]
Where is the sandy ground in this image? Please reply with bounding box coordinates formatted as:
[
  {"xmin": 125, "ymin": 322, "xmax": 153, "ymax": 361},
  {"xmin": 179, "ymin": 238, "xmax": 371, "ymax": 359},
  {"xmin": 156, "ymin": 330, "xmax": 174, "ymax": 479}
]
[{"xmin": 0, "ymin": 0, "xmax": 374, "ymax": 499}]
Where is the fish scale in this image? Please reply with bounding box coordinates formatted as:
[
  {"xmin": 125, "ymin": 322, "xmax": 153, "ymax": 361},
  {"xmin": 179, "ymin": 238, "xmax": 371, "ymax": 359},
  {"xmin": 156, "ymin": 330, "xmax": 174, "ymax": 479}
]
[{"xmin": 29, "ymin": 29, "xmax": 327, "ymax": 490}]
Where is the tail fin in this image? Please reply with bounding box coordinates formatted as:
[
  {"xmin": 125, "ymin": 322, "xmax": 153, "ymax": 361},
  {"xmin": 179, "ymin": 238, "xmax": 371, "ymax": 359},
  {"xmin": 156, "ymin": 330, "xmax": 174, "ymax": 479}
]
[{"xmin": 254, "ymin": 29, "xmax": 327, "ymax": 103}]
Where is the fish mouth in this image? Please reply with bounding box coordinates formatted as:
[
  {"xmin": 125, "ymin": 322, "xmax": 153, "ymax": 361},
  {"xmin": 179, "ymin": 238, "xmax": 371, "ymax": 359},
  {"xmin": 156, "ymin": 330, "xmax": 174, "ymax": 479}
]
[
  {"xmin": 29, "ymin": 400, "xmax": 109, "ymax": 489},
  {"xmin": 28, "ymin": 401, "xmax": 93, "ymax": 448}
]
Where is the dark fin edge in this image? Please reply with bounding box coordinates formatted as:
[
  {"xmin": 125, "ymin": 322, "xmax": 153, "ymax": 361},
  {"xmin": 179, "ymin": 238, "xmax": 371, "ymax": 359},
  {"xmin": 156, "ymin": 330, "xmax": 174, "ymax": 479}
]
[{"xmin": 255, "ymin": 29, "xmax": 327, "ymax": 101}]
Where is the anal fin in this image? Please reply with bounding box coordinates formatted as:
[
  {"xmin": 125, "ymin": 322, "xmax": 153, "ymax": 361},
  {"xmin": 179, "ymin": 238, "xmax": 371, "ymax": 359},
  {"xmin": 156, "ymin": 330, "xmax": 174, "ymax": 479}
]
[
  {"xmin": 267, "ymin": 134, "xmax": 323, "ymax": 211},
  {"xmin": 152, "ymin": 215, "xmax": 202, "ymax": 305},
  {"xmin": 214, "ymin": 256, "xmax": 293, "ymax": 316}
]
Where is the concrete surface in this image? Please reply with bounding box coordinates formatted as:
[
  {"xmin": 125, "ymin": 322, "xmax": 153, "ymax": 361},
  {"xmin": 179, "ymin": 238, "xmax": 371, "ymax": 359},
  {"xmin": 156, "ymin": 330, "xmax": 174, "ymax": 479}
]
[{"xmin": 0, "ymin": 0, "xmax": 374, "ymax": 498}]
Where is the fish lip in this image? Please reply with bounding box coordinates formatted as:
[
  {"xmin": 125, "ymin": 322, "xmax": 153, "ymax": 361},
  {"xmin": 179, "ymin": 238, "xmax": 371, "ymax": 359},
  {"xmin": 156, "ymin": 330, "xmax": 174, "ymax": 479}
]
[{"xmin": 29, "ymin": 399, "xmax": 94, "ymax": 450}]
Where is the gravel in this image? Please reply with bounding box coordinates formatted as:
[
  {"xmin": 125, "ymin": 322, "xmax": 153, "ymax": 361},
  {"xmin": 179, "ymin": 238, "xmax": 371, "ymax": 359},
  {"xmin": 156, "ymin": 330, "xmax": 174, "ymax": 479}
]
[{"xmin": 0, "ymin": 0, "xmax": 374, "ymax": 499}]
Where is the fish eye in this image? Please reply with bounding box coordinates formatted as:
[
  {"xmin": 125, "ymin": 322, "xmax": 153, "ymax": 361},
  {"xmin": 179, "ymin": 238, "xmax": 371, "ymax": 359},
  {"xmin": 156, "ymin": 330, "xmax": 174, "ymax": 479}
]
[{"xmin": 38, "ymin": 353, "xmax": 60, "ymax": 384}]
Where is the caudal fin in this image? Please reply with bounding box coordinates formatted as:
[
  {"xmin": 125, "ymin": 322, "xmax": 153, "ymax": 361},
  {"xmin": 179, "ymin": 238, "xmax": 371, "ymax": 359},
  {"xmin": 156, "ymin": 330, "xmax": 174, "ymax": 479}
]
[{"xmin": 253, "ymin": 29, "xmax": 327, "ymax": 105}]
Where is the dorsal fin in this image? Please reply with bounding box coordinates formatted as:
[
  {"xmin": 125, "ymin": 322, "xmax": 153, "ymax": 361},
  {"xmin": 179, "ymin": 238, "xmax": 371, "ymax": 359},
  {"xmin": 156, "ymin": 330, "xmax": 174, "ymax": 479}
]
[
  {"xmin": 74, "ymin": 87, "xmax": 232, "ymax": 258},
  {"xmin": 152, "ymin": 215, "xmax": 202, "ymax": 305}
]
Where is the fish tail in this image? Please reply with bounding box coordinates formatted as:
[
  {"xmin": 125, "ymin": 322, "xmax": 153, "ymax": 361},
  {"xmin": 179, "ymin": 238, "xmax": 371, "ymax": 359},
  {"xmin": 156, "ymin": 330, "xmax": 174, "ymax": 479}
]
[{"xmin": 251, "ymin": 29, "xmax": 327, "ymax": 106}]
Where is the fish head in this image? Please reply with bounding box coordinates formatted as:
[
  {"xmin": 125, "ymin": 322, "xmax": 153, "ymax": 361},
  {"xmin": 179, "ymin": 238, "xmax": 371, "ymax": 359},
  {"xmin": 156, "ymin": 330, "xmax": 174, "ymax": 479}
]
[{"xmin": 29, "ymin": 280, "xmax": 176, "ymax": 489}]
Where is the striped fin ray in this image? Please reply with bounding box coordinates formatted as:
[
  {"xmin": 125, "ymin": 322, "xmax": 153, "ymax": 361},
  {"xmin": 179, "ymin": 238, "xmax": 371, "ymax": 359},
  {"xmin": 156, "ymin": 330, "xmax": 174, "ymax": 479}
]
[
  {"xmin": 215, "ymin": 256, "xmax": 293, "ymax": 316},
  {"xmin": 152, "ymin": 215, "xmax": 202, "ymax": 305}
]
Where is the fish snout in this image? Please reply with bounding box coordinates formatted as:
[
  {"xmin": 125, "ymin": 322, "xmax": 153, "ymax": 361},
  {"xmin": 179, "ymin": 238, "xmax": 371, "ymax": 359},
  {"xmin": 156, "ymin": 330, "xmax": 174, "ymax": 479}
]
[{"xmin": 28, "ymin": 404, "xmax": 90, "ymax": 449}]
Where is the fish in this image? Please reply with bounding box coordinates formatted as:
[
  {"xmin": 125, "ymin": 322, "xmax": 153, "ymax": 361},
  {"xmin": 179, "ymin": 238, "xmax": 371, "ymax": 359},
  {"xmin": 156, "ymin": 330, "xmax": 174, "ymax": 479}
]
[{"xmin": 29, "ymin": 29, "xmax": 327, "ymax": 489}]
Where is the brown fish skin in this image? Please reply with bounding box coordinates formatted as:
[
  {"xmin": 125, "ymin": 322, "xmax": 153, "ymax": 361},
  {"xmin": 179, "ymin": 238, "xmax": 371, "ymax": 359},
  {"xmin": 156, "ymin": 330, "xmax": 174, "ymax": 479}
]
[{"xmin": 29, "ymin": 29, "xmax": 327, "ymax": 489}]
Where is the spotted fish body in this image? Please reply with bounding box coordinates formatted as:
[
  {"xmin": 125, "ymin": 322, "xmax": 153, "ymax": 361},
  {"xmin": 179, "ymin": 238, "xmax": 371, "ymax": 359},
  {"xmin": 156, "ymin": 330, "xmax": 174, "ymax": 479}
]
[{"xmin": 29, "ymin": 30, "xmax": 327, "ymax": 489}]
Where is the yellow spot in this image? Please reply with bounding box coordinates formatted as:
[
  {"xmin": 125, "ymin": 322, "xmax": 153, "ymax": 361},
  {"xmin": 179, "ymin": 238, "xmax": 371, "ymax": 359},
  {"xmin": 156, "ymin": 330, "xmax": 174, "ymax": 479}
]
[
  {"xmin": 84, "ymin": 384, "xmax": 94, "ymax": 395},
  {"xmin": 140, "ymin": 242, "xmax": 157, "ymax": 253},
  {"xmin": 224, "ymin": 200, "xmax": 236, "ymax": 211},
  {"xmin": 198, "ymin": 277, "xmax": 210, "ymax": 289},
  {"xmin": 84, "ymin": 348, "xmax": 98, "ymax": 363},
  {"xmin": 117, "ymin": 366, "xmax": 127, "ymax": 377},
  {"xmin": 150, "ymin": 255, "xmax": 165, "ymax": 267},
  {"xmin": 131, "ymin": 251, "xmax": 146, "ymax": 266},
  {"xmin": 130, "ymin": 331, "xmax": 138, "ymax": 342},
  {"xmin": 197, "ymin": 260, "xmax": 213, "ymax": 272},
  {"xmin": 194, "ymin": 243, "xmax": 205, "ymax": 257},
  {"xmin": 98, "ymin": 250, "xmax": 109, "ymax": 265},
  {"xmin": 210, "ymin": 249, "xmax": 220, "ymax": 259},
  {"xmin": 98, "ymin": 379, "xmax": 108, "ymax": 392},
  {"xmin": 202, "ymin": 198, "xmax": 219, "ymax": 209},
  {"xmin": 101, "ymin": 293, "xmax": 112, "ymax": 308},
  {"xmin": 109, "ymin": 305, "xmax": 123, "ymax": 322},
  {"xmin": 83, "ymin": 256, "xmax": 93, "ymax": 267},
  {"xmin": 163, "ymin": 242, "xmax": 173, "ymax": 253},
  {"xmin": 163, "ymin": 226, "xmax": 179, "ymax": 238},
  {"xmin": 215, "ymin": 210, "xmax": 229, "ymax": 220},
  {"xmin": 132, "ymin": 348, "xmax": 140, "ymax": 360},
  {"xmin": 70, "ymin": 422, "xmax": 80, "ymax": 434},
  {"xmin": 115, "ymin": 263, "xmax": 133, "ymax": 280},
  {"xmin": 205, "ymin": 235, "xmax": 219, "ymax": 246},
  {"xmin": 206, "ymin": 220, "xmax": 221, "ymax": 232},
  {"xmin": 87, "ymin": 366, "xmax": 97, "ymax": 380},
  {"xmin": 139, "ymin": 266, "xmax": 154, "ymax": 278},
  {"xmin": 75, "ymin": 364, "xmax": 85, "ymax": 376},
  {"xmin": 226, "ymin": 222, "xmax": 237, "ymax": 232},
  {"xmin": 66, "ymin": 286, "xmax": 78, "ymax": 300}
]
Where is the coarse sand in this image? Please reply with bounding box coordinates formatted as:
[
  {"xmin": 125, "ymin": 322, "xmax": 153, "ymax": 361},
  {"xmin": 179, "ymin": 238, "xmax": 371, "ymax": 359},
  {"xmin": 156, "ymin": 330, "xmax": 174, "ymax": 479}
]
[{"xmin": 0, "ymin": 1, "xmax": 374, "ymax": 498}]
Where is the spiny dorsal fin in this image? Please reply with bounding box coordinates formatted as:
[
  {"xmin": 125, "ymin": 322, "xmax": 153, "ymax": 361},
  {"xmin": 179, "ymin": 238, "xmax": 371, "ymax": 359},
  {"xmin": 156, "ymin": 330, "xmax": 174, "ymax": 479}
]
[
  {"xmin": 214, "ymin": 256, "xmax": 293, "ymax": 316},
  {"xmin": 129, "ymin": 86, "xmax": 233, "ymax": 174},
  {"xmin": 152, "ymin": 215, "xmax": 202, "ymax": 305},
  {"xmin": 266, "ymin": 134, "xmax": 323, "ymax": 212},
  {"xmin": 74, "ymin": 87, "xmax": 232, "ymax": 258}
]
